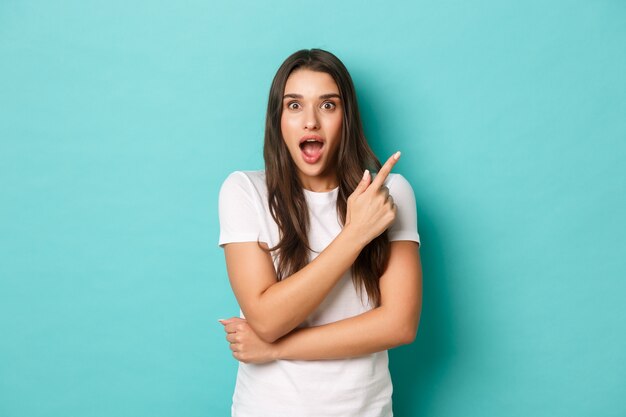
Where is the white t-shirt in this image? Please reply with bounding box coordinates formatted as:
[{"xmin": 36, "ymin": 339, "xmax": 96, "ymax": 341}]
[{"xmin": 218, "ymin": 170, "xmax": 420, "ymax": 417}]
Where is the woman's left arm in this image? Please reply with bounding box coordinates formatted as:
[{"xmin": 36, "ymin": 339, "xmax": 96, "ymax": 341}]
[{"xmin": 221, "ymin": 240, "xmax": 422, "ymax": 363}]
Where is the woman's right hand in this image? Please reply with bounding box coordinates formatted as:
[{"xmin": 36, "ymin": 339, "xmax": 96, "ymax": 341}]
[{"xmin": 344, "ymin": 152, "xmax": 401, "ymax": 247}]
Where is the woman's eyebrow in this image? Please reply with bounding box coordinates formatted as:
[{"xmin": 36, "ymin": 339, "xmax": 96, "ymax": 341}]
[{"xmin": 283, "ymin": 93, "xmax": 341, "ymax": 100}]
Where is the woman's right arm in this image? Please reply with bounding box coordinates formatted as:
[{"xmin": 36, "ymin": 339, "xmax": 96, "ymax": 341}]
[{"xmin": 223, "ymin": 153, "xmax": 401, "ymax": 343}]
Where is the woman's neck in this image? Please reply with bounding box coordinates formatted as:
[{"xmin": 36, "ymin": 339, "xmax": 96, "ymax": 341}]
[{"xmin": 299, "ymin": 177, "xmax": 338, "ymax": 192}]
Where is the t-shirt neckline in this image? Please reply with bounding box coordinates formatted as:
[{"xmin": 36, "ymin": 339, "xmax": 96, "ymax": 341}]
[{"xmin": 303, "ymin": 187, "xmax": 339, "ymax": 204}]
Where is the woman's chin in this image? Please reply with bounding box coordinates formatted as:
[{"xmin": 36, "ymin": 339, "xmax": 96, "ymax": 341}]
[{"xmin": 295, "ymin": 156, "xmax": 324, "ymax": 174}]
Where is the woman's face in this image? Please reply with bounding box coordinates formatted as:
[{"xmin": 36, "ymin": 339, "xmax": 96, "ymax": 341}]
[{"xmin": 281, "ymin": 69, "xmax": 343, "ymax": 192}]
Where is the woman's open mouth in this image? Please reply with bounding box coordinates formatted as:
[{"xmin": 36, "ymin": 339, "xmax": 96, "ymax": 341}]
[{"xmin": 299, "ymin": 136, "xmax": 325, "ymax": 164}]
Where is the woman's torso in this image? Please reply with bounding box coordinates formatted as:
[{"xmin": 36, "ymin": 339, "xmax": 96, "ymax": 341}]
[{"xmin": 229, "ymin": 170, "xmax": 393, "ymax": 417}]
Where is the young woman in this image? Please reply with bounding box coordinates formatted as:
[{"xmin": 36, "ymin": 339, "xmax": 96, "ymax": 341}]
[{"xmin": 218, "ymin": 49, "xmax": 422, "ymax": 417}]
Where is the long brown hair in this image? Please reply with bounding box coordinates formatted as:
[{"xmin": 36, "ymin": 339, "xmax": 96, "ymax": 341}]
[{"xmin": 263, "ymin": 49, "xmax": 390, "ymax": 307}]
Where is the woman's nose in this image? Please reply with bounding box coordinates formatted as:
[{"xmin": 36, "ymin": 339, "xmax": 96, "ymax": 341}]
[{"xmin": 304, "ymin": 108, "xmax": 319, "ymax": 130}]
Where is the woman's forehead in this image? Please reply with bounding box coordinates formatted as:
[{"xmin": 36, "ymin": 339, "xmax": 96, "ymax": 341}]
[{"xmin": 284, "ymin": 69, "xmax": 340, "ymax": 96}]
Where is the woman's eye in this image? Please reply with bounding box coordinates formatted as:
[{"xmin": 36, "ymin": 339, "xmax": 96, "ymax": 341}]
[
  {"xmin": 321, "ymin": 101, "xmax": 336, "ymax": 110},
  {"xmin": 287, "ymin": 102, "xmax": 300, "ymax": 110}
]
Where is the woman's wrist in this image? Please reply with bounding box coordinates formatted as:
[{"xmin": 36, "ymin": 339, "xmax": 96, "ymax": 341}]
[{"xmin": 339, "ymin": 223, "xmax": 370, "ymax": 251}]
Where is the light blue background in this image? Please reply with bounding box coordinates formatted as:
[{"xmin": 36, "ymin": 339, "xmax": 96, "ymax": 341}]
[{"xmin": 1, "ymin": 1, "xmax": 624, "ymax": 416}]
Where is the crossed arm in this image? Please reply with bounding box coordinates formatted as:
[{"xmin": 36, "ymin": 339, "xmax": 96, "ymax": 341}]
[{"xmin": 221, "ymin": 240, "xmax": 421, "ymax": 363}]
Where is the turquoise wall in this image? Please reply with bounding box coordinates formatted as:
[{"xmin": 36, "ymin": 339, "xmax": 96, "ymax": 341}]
[{"xmin": 1, "ymin": 1, "xmax": 624, "ymax": 416}]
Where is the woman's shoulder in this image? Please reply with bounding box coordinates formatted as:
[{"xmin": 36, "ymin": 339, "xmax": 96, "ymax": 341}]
[
  {"xmin": 220, "ymin": 170, "xmax": 267, "ymax": 199},
  {"xmin": 384, "ymin": 173, "xmax": 417, "ymax": 205}
]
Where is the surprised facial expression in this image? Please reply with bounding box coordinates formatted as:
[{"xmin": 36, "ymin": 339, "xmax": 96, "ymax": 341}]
[{"xmin": 281, "ymin": 69, "xmax": 343, "ymax": 192}]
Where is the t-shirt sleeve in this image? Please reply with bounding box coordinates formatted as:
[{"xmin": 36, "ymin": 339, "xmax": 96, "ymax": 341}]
[
  {"xmin": 218, "ymin": 171, "xmax": 266, "ymax": 247},
  {"xmin": 386, "ymin": 174, "xmax": 421, "ymax": 245}
]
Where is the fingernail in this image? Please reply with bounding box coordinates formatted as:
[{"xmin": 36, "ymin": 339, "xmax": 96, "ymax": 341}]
[
  {"xmin": 393, "ymin": 151, "xmax": 401, "ymax": 160},
  {"xmin": 362, "ymin": 169, "xmax": 369, "ymax": 180}
]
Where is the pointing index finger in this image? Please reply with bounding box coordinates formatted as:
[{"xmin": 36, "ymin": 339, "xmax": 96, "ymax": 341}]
[{"xmin": 371, "ymin": 151, "xmax": 401, "ymax": 189}]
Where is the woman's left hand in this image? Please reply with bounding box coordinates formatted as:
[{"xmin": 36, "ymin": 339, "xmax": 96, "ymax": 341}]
[{"xmin": 219, "ymin": 317, "xmax": 277, "ymax": 364}]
